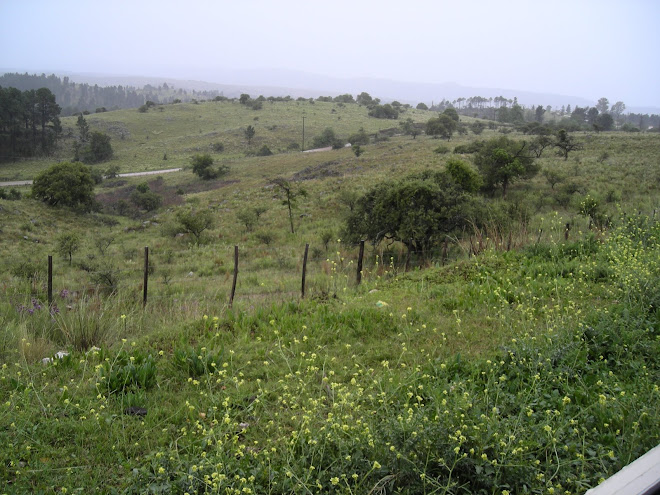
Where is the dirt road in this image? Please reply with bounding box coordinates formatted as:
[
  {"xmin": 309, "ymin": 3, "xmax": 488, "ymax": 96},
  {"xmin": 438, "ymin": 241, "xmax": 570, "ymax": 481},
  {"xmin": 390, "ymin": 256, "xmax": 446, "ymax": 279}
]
[{"xmin": 0, "ymin": 168, "xmax": 183, "ymax": 187}]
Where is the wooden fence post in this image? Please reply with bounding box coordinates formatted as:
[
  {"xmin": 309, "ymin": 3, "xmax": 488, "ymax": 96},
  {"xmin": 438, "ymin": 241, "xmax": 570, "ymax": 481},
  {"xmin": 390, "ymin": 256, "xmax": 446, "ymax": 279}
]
[
  {"xmin": 301, "ymin": 243, "xmax": 309, "ymax": 298},
  {"xmin": 356, "ymin": 240, "xmax": 365, "ymax": 285},
  {"xmin": 143, "ymin": 247, "xmax": 149, "ymax": 307},
  {"xmin": 48, "ymin": 255, "xmax": 53, "ymax": 306},
  {"xmin": 229, "ymin": 245, "xmax": 238, "ymax": 307}
]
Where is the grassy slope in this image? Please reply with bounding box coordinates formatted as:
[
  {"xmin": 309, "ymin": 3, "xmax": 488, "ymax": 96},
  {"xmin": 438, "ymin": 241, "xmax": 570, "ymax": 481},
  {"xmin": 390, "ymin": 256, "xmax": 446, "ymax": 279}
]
[
  {"xmin": 0, "ymin": 101, "xmax": 660, "ymax": 493},
  {"xmin": 0, "ymin": 100, "xmax": 437, "ymax": 180}
]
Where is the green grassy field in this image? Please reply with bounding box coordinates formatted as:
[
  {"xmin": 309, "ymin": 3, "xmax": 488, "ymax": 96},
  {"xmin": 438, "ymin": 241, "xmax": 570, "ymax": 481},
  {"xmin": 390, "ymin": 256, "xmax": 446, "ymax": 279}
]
[{"xmin": 1, "ymin": 100, "xmax": 659, "ymax": 493}]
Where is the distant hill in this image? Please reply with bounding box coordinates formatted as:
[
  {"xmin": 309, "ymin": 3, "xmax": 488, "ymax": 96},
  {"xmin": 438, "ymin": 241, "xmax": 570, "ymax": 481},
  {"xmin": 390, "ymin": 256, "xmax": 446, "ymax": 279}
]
[
  {"xmin": 2, "ymin": 68, "xmax": 659, "ymax": 116},
  {"xmin": 0, "ymin": 72, "xmax": 224, "ymax": 115}
]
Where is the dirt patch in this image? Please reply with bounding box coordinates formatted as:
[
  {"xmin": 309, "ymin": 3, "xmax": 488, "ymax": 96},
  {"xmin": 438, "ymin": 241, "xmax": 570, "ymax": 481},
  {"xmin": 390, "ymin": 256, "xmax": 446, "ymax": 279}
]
[
  {"xmin": 183, "ymin": 179, "xmax": 240, "ymax": 195},
  {"xmin": 95, "ymin": 177, "xmax": 239, "ymax": 213},
  {"xmin": 293, "ymin": 161, "xmax": 342, "ymax": 181}
]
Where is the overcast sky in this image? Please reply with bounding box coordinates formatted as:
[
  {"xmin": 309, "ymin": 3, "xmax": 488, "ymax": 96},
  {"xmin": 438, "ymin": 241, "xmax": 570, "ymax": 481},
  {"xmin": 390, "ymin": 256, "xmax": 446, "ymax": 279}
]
[{"xmin": 1, "ymin": 0, "xmax": 659, "ymax": 107}]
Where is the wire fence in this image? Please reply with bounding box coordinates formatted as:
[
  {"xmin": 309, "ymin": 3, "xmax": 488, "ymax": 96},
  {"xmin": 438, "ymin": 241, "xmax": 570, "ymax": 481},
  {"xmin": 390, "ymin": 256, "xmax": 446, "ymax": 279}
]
[
  {"xmin": 3, "ymin": 217, "xmax": 600, "ymax": 315},
  {"xmin": 3, "ymin": 241, "xmax": 383, "ymax": 313}
]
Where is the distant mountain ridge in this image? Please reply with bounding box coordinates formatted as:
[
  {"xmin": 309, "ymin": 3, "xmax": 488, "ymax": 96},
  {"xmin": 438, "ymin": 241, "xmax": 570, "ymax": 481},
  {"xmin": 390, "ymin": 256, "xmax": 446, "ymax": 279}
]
[{"xmin": 2, "ymin": 67, "xmax": 658, "ymax": 115}]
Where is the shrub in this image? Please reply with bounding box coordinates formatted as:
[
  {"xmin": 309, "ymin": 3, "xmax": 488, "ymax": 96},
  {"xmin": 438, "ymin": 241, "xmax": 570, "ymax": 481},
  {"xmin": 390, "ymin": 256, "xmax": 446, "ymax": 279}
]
[
  {"xmin": 426, "ymin": 114, "xmax": 457, "ymax": 140},
  {"xmin": 212, "ymin": 142, "xmax": 225, "ymax": 152},
  {"xmin": 255, "ymin": 231, "xmax": 275, "ymax": 245},
  {"xmin": 11, "ymin": 259, "xmax": 44, "ymax": 282},
  {"xmin": 175, "ymin": 208, "xmax": 215, "ymax": 244},
  {"xmin": 191, "ymin": 154, "xmax": 229, "ymax": 180},
  {"xmin": 470, "ymin": 121, "xmax": 486, "ymax": 135},
  {"xmin": 104, "ymin": 165, "xmax": 120, "ymax": 178},
  {"xmin": 433, "ymin": 145, "xmax": 451, "ymax": 154},
  {"xmin": 621, "ymin": 123, "xmax": 640, "ymax": 133},
  {"xmin": 345, "ymin": 171, "xmax": 473, "ymax": 257},
  {"xmin": 98, "ymin": 350, "xmax": 157, "ymax": 395},
  {"xmin": 131, "ymin": 183, "xmax": 162, "ymax": 211},
  {"xmin": 173, "ymin": 345, "xmax": 224, "ymax": 377},
  {"xmin": 445, "ymin": 157, "xmax": 483, "ymax": 193},
  {"xmin": 0, "ymin": 188, "xmax": 22, "ymax": 200},
  {"xmin": 32, "ymin": 162, "xmax": 96, "ymax": 211},
  {"xmin": 473, "ymin": 136, "xmax": 539, "ymax": 197},
  {"xmin": 78, "ymin": 255, "xmax": 122, "ymax": 294},
  {"xmin": 347, "ymin": 127, "xmax": 370, "ymax": 146},
  {"xmin": 338, "ymin": 189, "xmax": 359, "ymax": 211},
  {"xmin": 90, "ymin": 167, "xmax": 104, "ymax": 184},
  {"xmin": 579, "ymin": 194, "xmax": 607, "ymax": 228},
  {"xmin": 312, "ymin": 128, "xmax": 340, "ymax": 148},
  {"xmin": 57, "ymin": 232, "xmax": 81, "ymax": 266},
  {"xmin": 368, "ymin": 104, "xmax": 399, "ymax": 119},
  {"xmin": 320, "ymin": 230, "xmax": 333, "ymax": 250},
  {"xmin": 237, "ymin": 210, "xmax": 258, "ymax": 231},
  {"xmin": 256, "ymin": 145, "xmax": 273, "ymax": 156},
  {"xmin": 453, "ymin": 141, "xmax": 485, "ymax": 154},
  {"xmin": 81, "ymin": 131, "xmax": 114, "ymax": 164}
]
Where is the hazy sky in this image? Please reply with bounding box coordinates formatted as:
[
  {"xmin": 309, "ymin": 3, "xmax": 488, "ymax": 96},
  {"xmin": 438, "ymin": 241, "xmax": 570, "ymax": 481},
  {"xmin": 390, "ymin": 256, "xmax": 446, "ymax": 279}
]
[{"xmin": 1, "ymin": 0, "xmax": 659, "ymax": 107}]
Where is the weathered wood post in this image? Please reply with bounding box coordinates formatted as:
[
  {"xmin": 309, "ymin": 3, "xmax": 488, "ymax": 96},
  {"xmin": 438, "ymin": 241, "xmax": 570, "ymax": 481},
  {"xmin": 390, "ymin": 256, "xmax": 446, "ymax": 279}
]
[
  {"xmin": 48, "ymin": 255, "xmax": 53, "ymax": 307},
  {"xmin": 229, "ymin": 245, "xmax": 238, "ymax": 307},
  {"xmin": 143, "ymin": 247, "xmax": 149, "ymax": 307},
  {"xmin": 356, "ymin": 240, "xmax": 365, "ymax": 285},
  {"xmin": 301, "ymin": 243, "xmax": 309, "ymax": 298},
  {"xmin": 564, "ymin": 222, "xmax": 570, "ymax": 241}
]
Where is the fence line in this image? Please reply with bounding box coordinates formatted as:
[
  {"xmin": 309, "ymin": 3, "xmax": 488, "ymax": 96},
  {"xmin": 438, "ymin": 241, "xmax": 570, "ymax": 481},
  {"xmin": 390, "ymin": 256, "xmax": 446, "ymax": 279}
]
[
  {"xmin": 6, "ymin": 220, "xmax": 601, "ymax": 312},
  {"xmin": 15, "ymin": 242, "xmax": 367, "ymax": 309}
]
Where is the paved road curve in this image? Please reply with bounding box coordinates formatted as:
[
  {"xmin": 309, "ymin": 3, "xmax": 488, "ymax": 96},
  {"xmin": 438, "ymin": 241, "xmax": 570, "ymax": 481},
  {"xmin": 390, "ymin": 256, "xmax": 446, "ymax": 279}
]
[{"xmin": 0, "ymin": 168, "xmax": 183, "ymax": 187}]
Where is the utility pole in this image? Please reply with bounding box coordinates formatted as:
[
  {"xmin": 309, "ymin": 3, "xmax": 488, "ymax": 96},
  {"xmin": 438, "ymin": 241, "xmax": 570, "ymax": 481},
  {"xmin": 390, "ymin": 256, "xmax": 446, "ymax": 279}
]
[{"xmin": 302, "ymin": 113, "xmax": 305, "ymax": 151}]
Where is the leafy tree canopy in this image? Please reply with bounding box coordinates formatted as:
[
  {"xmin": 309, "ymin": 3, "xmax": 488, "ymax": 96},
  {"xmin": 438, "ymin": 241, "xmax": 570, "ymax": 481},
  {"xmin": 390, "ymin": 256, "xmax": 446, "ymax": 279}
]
[
  {"xmin": 426, "ymin": 114, "xmax": 458, "ymax": 140},
  {"xmin": 81, "ymin": 131, "xmax": 113, "ymax": 164},
  {"xmin": 312, "ymin": 127, "xmax": 344, "ymax": 149},
  {"xmin": 32, "ymin": 162, "xmax": 96, "ymax": 210},
  {"xmin": 368, "ymin": 104, "xmax": 399, "ymax": 119},
  {"xmin": 191, "ymin": 153, "xmax": 229, "ymax": 180},
  {"xmin": 175, "ymin": 208, "xmax": 215, "ymax": 244},
  {"xmin": 344, "ymin": 170, "xmax": 474, "ymax": 257},
  {"xmin": 473, "ymin": 136, "xmax": 539, "ymax": 198}
]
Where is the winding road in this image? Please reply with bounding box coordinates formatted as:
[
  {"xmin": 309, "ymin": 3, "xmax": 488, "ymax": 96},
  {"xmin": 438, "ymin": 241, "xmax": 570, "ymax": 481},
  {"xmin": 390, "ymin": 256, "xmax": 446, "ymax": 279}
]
[{"xmin": 0, "ymin": 167, "xmax": 183, "ymax": 187}]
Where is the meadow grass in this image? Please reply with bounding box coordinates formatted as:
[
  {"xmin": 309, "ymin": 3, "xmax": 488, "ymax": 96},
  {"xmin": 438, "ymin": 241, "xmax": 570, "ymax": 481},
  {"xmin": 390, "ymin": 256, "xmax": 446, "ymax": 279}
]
[
  {"xmin": 1, "ymin": 101, "xmax": 660, "ymax": 492},
  {"xmin": 0, "ymin": 217, "xmax": 658, "ymax": 493}
]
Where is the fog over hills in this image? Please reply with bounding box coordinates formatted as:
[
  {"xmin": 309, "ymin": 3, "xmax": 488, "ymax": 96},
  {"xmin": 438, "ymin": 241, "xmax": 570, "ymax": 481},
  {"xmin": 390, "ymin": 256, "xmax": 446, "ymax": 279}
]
[{"xmin": 3, "ymin": 67, "xmax": 658, "ymax": 115}]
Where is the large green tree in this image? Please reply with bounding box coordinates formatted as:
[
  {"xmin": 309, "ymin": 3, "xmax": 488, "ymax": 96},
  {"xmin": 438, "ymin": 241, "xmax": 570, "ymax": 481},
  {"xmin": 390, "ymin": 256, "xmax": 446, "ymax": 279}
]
[
  {"xmin": 191, "ymin": 153, "xmax": 229, "ymax": 180},
  {"xmin": 356, "ymin": 92, "xmax": 374, "ymax": 106},
  {"xmin": 596, "ymin": 97, "xmax": 609, "ymax": 114},
  {"xmin": 0, "ymin": 86, "xmax": 61, "ymax": 160},
  {"xmin": 368, "ymin": 104, "xmax": 398, "ymax": 119},
  {"xmin": 473, "ymin": 137, "xmax": 539, "ymax": 198},
  {"xmin": 35, "ymin": 88, "xmax": 61, "ymax": 153},
  {"xmin": 32, "ymin": 162, "xmax": 96, "ymax": 210},
  {"xmin": 76, "ymin": 114, "xmax": 90, "ymax": 142},
  {"xmin": 345, "ymin": 170, "xmax": 473, "ymax": 258},
  {"xmin": 426, "ymin": 114, "xmax": 457, "ymax": 140},
  {"xmin": 82, "ymin": 131, "xmax": 113, "ymax": 163},
  {"xmin": 610, "ymin": 101, "xmax": 626, "ymax": 122}
]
